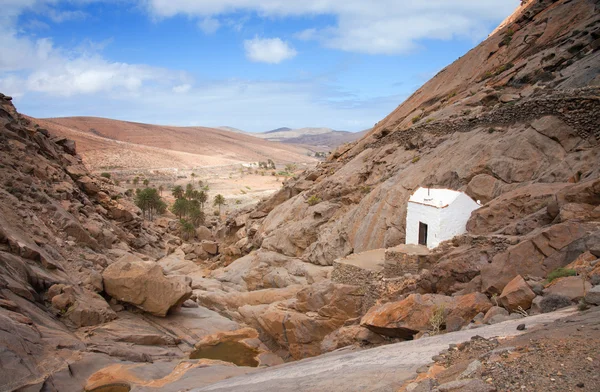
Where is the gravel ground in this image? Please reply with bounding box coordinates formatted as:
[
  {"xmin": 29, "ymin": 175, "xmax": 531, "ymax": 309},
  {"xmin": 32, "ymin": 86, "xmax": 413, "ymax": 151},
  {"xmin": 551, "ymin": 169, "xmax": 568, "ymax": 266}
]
[{"xmin": 424, "ymin": 307, "xmax": 600, "ymax": 392}]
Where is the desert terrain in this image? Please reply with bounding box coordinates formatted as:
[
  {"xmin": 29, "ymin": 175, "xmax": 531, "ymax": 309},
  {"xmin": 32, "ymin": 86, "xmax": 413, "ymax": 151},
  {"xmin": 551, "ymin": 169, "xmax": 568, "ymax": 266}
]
[
  {"xmin": 0, "ymin": 0, "xmax": 599, "ymax": 391},
  {"xmin": 34, "ymin": 116, "xmax": 316, "ymax": 211}
]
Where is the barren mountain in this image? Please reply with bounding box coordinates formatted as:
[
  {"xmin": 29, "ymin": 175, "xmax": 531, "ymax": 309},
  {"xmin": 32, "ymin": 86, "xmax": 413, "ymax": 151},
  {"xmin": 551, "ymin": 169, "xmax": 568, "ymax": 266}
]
[
  {"xmin": 255, "ymin": 127, "xmax": 367, "ymax": 152},
  {"xmin": 36, "ymin": 117, "xmax": 316, "ymax": 171}
]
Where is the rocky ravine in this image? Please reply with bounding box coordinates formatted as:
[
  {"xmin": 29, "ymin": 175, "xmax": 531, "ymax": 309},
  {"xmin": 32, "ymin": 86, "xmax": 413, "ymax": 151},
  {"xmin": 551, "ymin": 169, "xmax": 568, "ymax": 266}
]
[
  {"xmin": 1, "ymin": 0, "xmax": 600, "ymax": 391},
  {"xmin": 209, "ymin": 0, "xmax": 600, "ymax": 372}
]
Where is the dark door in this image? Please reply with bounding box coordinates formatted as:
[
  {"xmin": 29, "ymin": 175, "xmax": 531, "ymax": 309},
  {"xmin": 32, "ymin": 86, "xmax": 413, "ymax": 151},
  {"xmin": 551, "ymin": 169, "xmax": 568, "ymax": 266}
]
[{"xmin": 418, "ymin": 222, "xmax": 428, "ymax": 246}]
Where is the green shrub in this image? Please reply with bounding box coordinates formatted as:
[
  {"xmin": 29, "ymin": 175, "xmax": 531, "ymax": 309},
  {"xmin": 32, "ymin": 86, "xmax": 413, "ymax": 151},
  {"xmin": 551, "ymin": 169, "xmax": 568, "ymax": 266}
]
[
  {"xmin": 100, "ymin": 172, "xmax": 111, "ymax": 179},
  {"xmin": 411, "ymin": 115, "xmax": 421, "ymax": 124},
  {"xmin": 546, "ymin": 268, "xmax": 577, "ymax": 283},
  {"xmin": 412, "ymin": 156, "xmax": 421, "ymax": 164},
  {"xmin": 307, "ymin": 195, "xmax": 322, "ymax": 206}
]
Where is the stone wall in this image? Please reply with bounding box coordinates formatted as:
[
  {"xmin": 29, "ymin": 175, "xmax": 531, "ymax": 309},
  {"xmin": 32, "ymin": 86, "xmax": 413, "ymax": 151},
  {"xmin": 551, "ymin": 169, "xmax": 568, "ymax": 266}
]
[{"xmin": 367, "ymin": 87, "xmax": 600, "ymax": 152}]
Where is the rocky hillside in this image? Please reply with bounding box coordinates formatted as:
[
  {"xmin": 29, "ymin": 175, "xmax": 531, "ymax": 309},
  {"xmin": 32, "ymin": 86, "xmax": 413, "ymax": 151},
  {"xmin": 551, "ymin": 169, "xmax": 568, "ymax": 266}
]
[
  {"xmin": 203, "ymin": 0, "xmax": 600, "ymax": 365},
  {"xmin": 1, "ymin": 1, "xmax": 599, "ymax": 391},
  {"xmin": 0, "ymin": 93, "xmax": 278, "ymax": 391},
  {"xmin": 224, "ymin": 0, "xmax": 599, "ymax": 266}
]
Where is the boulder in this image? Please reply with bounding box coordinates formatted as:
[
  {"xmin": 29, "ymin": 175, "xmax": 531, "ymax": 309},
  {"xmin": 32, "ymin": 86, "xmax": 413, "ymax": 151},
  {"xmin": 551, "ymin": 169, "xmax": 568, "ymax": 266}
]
[
  {"xmin": 361, "ymin": 293, "xmax": 492, "ymax": 339},
  {"xmin": 320, "ymin": 325, "xmax": 385, "ymax": 353},
  {"xmin": 238, "ymin": 282, "xmax": 364, "ymax": 359},
  {"xmin": 202, "ymin": 241, "xmax": 219, "ymax": 255},
  {"xmin": 498, "ymin": 275, "xmax": 536, "ymax": 311},
  {"xmin": 102, "ymin": 255, "xmax": 192, "ymax": 316},
  {"xmin": 584, "ymin": 285, "xmax": 600, "ymax": 305},
  {"xmin": 543, "ymin": 276, "xmax": 591, "ymax": 301},
  {"xmin": 196, "ymin": 226, "xmax": 213, "ymax": 242},
  {"xmin": 499, "ymin": 93, "xmax": 520, "ymax": 103},
  {"xmin": 480, "ymin": 221, "xmax": 596, "ymax": 294},
  {"xmin": 465, "ymin": 174, "xmax": 498, "ymax": 204},
  {"xmin": 77, "ymin": 176, "xmax": 101, "ymax": 195},
  {"xmin": 482, "ymin": 306, "xmax": 509, "ymax": 324},
  {"xmin": 535, "ymin": 294, "xmax": 573, "ymax": 313}
]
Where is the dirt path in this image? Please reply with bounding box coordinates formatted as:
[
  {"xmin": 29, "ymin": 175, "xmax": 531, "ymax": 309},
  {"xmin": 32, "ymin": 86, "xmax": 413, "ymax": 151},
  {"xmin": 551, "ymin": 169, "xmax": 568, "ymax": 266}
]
[{"xmin": 191, "ymin": 308, "xmax": 580, "ymax": 392}]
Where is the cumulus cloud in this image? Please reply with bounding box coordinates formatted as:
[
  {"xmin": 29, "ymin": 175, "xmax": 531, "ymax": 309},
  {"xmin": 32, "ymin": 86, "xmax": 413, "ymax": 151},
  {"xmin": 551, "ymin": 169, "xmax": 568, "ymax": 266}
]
[
  {"xmin": 146, "ymin": 0, "xmax": 519, "ymax": 54},
  {"xmin": 0, "ymin": 1, "xmax": 192, "ymax": 98},
  {"xmin": 244, "ymin": 37, "xmax": 297, "ymax": 64}
]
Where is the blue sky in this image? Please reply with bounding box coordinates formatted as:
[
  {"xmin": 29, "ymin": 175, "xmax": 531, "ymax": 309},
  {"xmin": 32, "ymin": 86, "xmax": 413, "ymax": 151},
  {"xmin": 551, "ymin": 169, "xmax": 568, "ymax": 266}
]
[{"xmin": 0, "ymin": 0, "xmax": 519, "ymax": 132}]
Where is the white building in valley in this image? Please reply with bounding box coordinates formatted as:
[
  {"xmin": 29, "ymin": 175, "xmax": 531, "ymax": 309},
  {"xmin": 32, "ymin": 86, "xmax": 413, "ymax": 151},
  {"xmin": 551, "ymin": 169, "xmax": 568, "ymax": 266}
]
[{"xmin": 405, "ymin": 187, "xmax": 480, "ymax": 249}]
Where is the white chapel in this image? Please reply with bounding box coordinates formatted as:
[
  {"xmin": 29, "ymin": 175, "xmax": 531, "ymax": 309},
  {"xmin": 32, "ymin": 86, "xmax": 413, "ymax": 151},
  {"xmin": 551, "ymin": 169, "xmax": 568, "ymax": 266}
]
[{"xmin": 405, "ymin": 187, "xmax": 480, "ymax": 249}]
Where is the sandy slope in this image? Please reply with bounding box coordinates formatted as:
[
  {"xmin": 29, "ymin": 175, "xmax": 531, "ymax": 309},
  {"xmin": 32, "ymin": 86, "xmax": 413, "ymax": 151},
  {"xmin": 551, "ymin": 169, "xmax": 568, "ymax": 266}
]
[{"xmin": 34, "ymin": 116, "xmax": 316, "ymax": 171}]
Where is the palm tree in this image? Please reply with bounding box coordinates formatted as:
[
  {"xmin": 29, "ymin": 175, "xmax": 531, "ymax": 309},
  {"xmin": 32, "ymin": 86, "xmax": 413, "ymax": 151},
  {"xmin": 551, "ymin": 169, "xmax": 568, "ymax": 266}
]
[
  {"xmin": 189, "ymin": 206, "xmax": 205, "ymax": 227},
  {"xmin": 213, "ymin": 194, "xmax": 226, "ymax": 214},
  {"xmin": 191, "ymin": 190, "xmax": 208, "ymax": 210},
  {"xmin": 133, "ymin": 177, "xmax": 139, "ymax": 186},
  {"xmin": 158, "ymin": 185, "xmax": 164, "ymax": 196},
  {"xmin": 171, "ymin": 198, "xmax": 189, "ymax": 219},
  {"xmin": 185, "ymin": 183, "xmax": 194, "ymax": 199},
  {"xmin": 179, "ymin": 219, "xmax": 196, "ymax": 241},
  {"xmin": 135, "ymin": 187, "xmax": 165, "ymax": 220},
  {"xmin": 143, "ymin": 179, "xmax": 149, "ymax": 187},
  {"xmin": 190, "ymin": 172, "xmax": 196, "ymax": 185},
  {"xmin": 172, "ymin": 185, "xmax": 184, "ymax": 200}
]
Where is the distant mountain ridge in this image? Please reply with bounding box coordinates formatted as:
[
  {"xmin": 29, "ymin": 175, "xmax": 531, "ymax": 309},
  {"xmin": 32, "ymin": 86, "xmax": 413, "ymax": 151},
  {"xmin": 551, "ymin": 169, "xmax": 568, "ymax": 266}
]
[{"xmin": 255, "ymin": 127, "xmax": 367, "ymax": 152}]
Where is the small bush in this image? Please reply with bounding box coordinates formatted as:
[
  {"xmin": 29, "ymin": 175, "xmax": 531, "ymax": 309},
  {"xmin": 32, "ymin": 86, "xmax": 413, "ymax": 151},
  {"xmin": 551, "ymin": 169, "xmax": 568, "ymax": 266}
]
[
  {"xmin": 578, "ymin": 299, "xmax": 590, "ymax": 311},
  {"xmin": 411, "ymin": 116, "xmax": 421, "ymax": 124},
  {"xmin": 100, "ymin": 172, "xmax": 111, "ymax": 179},
  {"xmin": 429, "ymin": 305, "xmax": 446, "ymax": 335},
  {"xmin": 426, "ymin": 118, "xmax": 434, "ymax": 123},
  {"xmin": 546, "ymin": 268, "xmax": 577, "ymax": 283},
  {"xmin": 488, "ymin": 127, "xmax": 496, "ymax": 134},
  {"xmin": 307, "ymin": 195, "xmax": 322, "ymax": 206},
  {"xmin": 412, "ymin": 156, "xmax": 421, "ymax": 164},
  {"xmin": 360, "ymin": 185, "xmax": 371, "ymax": 194}
]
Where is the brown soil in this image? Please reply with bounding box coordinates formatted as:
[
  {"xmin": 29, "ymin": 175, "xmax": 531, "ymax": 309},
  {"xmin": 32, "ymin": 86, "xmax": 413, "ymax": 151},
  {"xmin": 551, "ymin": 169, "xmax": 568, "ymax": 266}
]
[{"xmin": 430, "ymin": 308, "xmax": 600, "ymax": 392}]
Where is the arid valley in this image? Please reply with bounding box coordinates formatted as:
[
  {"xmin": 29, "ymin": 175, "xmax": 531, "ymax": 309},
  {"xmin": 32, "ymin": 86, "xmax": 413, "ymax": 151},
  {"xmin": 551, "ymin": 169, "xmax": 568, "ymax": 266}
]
[{"xmin": 1, "ymin": 0, "xmax": 599, "ymax": 391}]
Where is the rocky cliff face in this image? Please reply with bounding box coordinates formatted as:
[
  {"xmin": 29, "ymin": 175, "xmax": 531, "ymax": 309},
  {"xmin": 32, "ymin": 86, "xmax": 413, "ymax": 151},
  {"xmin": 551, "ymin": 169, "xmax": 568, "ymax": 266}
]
[
  {"xmin": 0, "ymin": 93, "xmax": 207, "ymax": 390},
  {"xmin": 223, "ymin": 0, "xmax": 599, "ymax": 266},
  {"xmin": 206, "ymin": 0, "xmax": 600, "ymax": 361}
]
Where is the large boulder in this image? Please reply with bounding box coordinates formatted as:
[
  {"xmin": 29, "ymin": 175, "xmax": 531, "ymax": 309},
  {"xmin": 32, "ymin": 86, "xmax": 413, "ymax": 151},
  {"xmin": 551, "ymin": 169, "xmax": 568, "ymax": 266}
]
[
  {"xmin": 481, "ymin": 221, "xmax": 598, "ymax": 294},
  {"xmin": 361, "ymin": 293, "xmax": 492, "ymax": 339},
  {"xmin": 498, "ymin": 275, "xmax": 536, "ymax": 311},
  {"xmin": 584, "ymin": 286, "xmax": 600, "ymax": 305},
  {"xmin": 102, "ymin": 255, "xmax": 192, "ymax": 317},
  {"xmin": 238, "ymin": 281, "xmax": 364, "ymax": 359},
  {"xmin": 543, "ymin": 276, "xmax": 591, "ymax": 301}
]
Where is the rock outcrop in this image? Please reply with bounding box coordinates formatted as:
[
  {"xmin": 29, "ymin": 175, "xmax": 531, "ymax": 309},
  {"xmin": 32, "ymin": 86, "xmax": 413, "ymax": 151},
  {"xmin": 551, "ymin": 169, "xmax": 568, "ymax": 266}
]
[
  {"xmin": 102, "ymin": 254, "xmax": 192, "ymax": 316},
  {"xmin": 360, "ymin": 293, "xmax": 492, "ymax": 339}
]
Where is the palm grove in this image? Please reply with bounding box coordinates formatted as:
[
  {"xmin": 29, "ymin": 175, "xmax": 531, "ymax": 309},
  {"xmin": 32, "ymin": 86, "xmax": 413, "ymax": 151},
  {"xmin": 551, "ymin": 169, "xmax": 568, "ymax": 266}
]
[{"xmin": 134, "ymin": 179, "xmax": 226, "ymax": 240}]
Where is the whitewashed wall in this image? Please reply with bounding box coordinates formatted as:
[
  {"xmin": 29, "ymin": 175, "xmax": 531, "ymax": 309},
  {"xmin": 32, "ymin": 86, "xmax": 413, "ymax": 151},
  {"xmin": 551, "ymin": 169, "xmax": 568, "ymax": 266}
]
[
  {"xmin": 406, "ymin": 193, "xmax": 479, "ymax": 249},
  {"xmin": 439, "ymin": 193, "xmax": 480, "ymax": 245},
  {"xmin": 405, "ymin": 202, "xmax": 441, "ymax": 248}
]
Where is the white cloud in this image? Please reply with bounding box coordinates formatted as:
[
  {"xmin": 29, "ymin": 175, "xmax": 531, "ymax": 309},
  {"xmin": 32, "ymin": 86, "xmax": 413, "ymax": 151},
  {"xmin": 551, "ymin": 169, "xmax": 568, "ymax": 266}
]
[
  {"xmin": 47, "ymin": 9, "xmax": 88, "ymax": 23},
  {"xmin": 0, "ymin": 17, "xmax": 191, "ymax": 97},
  {"xmin": 146, "ymin": 0, "xmax": 520, "ymax": 54},
  {"xmin": 244, "ymin": 37, "xmax": 297, "ymax": 64},
  {"xmin": 198, "ymin": 17, "xmax": 220, "ymax": 34},
  {"xmin": 295, "ymin": 28, "xmax": 317, "ymax": 41},
  {"xmin": 173, "ymin": 83, "xmax": 191, "ymax": 93}
]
